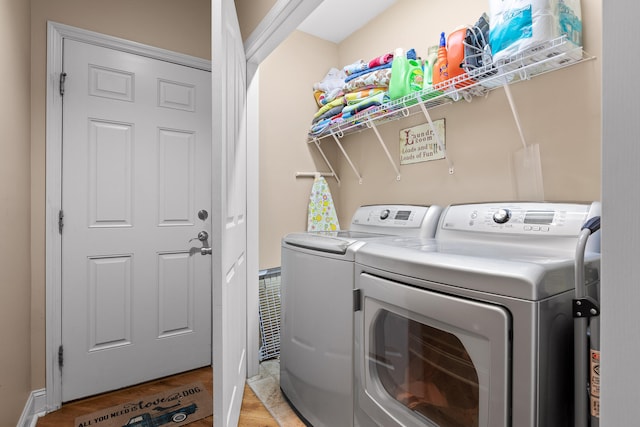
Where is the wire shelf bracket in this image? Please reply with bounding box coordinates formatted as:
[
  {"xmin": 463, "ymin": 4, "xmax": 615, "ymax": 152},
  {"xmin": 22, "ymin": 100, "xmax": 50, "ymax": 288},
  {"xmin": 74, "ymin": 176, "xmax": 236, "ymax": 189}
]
[
  {"xmin": 330, "ymin": 130, "xmax": 363, "ymax": 184},
  {"xmin": 366, "ymin": 118, "xmax": 401, "ymax": 181},
  {"xmin": 312, "ymin": 137, "xmax": 341, "ymax": 185},
  {"xmin": 418, "ymin": 101, "xmax": 454, "ymax": 174},
  {"xmin": 502, "ymin": 81, "xmax": 528, "ymax": 149}
]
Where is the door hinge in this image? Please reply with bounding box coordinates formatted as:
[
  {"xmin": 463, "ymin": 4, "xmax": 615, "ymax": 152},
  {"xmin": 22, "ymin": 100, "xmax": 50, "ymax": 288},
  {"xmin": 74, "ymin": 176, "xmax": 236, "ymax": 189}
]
[
  {"xmin": 353, "ymin": 288, "xmax": 362, "ymax": 312},
  {"xmin": 58, "ymin": 345, "xmax": 64, "ymax": 369},
  {"xmin": 59, "ymin": 72, "xmax": 67, "ymax": 96},
  {"xmin": 573, "ymin": 297, "xmax": 601, "ymax": 318},
  {"xmin": 58, "ymin": 210, "xmax": 64, "ymax": 234}
]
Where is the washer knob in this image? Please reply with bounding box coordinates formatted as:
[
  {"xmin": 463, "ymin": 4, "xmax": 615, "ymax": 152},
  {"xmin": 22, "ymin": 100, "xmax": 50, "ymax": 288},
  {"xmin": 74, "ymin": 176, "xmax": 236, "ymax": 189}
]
[
  {"xmin": 493, "ymin": 208, "xmax": 511, "ymax": 224},
  {"xmin": 380, "ymin": 209, "xmax": 390, "ymax": 220}
]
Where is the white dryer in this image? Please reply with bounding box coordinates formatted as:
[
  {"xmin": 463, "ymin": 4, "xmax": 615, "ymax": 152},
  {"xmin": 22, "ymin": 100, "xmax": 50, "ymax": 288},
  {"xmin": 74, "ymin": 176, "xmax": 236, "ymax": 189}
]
[
  {"xmin": 353, "ymin": 202, "xmax": 601, "ymax": 427},
  {"xmin": 280, "ymin": 204, "xmax": 443, "ymax": 427}
]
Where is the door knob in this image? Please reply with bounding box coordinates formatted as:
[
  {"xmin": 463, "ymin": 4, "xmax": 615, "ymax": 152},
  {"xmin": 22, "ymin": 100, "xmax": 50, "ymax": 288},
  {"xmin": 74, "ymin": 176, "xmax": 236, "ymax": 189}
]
[{"xmin": 189, "ymin": 230, "xmax": 211, "ymax": 256}]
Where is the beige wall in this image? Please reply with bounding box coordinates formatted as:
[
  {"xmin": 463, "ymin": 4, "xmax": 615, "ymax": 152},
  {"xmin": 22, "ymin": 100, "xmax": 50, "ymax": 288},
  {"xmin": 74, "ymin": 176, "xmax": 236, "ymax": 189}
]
[
  {"xmin": 259, "ymin": 30, "xmax": 340, "ymax": 268},
  {"xmin": 234, "ymin": 0, "xmax": 277, "ymax": 41},
  {"xmin": 1, "ymin": 0, "xmax": 33, "ymax": 424},
  {"xmin": 28, "ymin": 0, "xmax": 210, "ymax": 404},
  {"xmin": 259, "ymin": 0, "xmax": 602, "ymax": 268}
]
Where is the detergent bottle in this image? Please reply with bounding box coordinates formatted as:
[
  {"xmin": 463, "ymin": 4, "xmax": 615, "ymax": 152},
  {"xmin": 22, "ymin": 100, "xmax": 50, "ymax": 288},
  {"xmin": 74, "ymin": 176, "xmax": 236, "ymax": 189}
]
[
  {"xmin": 432, "ymin": 32, "xmax": 449, "ymax": 88},
  {"xmin": 407, "ymin": 59, "xmax": 424, "ymax": 92},
  {"xmin": 424, "ymin": 45, "xmax": 438, "ymax": 87},
  {"xmin": 389, "ymin": 47, "xmax": 409, "ymax": 100},
  {"xmin": 447, "ymin": 27, "xmax": 468, "ymax": 81}
]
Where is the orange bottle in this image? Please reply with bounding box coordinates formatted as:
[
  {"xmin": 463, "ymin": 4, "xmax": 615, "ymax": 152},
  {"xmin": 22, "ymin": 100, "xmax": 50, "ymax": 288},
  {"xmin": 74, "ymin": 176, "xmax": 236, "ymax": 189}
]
[
  {"xmin": 447, "ymin": 27, "xmax": 467, "ymax": 81},
  {"xmin": 432, "ymin": 32, "xmax": 448, "ymax": 89}
]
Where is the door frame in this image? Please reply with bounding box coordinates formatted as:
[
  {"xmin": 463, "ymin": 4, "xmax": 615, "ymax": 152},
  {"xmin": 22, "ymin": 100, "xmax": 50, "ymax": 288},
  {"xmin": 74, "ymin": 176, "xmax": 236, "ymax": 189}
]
[
  {"xmin": 241, "ymin": 0, "xmax": 324, "ymax": 378},
  {"xmin": 44, "ymin": 21, "xmax": 211, "ymax": 411}
]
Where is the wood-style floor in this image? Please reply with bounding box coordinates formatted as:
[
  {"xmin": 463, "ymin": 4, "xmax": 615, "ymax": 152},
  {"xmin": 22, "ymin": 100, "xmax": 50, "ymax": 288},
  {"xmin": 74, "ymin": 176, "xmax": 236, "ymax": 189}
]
[{"xmin": 36, "ymin": 367, "xmax": 279, "ymax": 427}]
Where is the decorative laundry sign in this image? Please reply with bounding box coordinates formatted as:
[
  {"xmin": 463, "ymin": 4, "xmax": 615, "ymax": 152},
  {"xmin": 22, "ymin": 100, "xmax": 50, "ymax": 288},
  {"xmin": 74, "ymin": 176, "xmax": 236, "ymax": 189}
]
[{"xmin": 399, "ymin": 119, "xmax": 446, "ymax": 165}]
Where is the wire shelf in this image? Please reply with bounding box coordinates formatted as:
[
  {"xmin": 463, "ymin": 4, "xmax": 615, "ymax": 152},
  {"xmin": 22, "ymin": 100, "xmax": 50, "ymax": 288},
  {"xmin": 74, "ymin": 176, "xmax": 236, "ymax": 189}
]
[
  {"xmin": 258, "ymin": 267, "xmax": 281, "ymax": 362},
  {"xmin": 308, "ymin": 36, "xmax": 592, "ymax": 143}
]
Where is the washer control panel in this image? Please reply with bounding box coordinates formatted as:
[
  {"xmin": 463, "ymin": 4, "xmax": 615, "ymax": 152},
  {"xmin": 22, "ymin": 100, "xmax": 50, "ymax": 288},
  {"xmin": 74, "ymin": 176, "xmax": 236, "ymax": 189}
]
[
  {"xmin": 440, "ymin": 202, "xmax": 601, "ymax": 237},
  {"xmin": 350, "ymin": 204, "xmax": 443, "ymax": 238},
  {"xmin": 352, "ymin": 205, "xmax": 427, "ymax": 228}
]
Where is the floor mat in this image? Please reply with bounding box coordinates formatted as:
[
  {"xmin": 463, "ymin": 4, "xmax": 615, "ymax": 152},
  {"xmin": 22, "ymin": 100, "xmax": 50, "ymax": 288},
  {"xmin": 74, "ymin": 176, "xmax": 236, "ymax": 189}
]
[
  {"xmin": 74, "ymin": 382, "xmax": 212, "ymax": 427},
  {"xmin": 248, "ymin": 359, "xmax": 306, "ymax": 426}
]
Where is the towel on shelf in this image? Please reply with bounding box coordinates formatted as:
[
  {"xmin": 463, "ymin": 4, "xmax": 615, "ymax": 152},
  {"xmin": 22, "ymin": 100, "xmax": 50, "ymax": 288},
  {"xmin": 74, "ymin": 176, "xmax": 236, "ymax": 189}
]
[
  {"xmin": 368, "ymin": 52, "xmax": 394, "ymax": 69},
  {"xmin": 342, "ymin": 91, "xmax": 388, "ymax": 116},
  {"xmin": 343, "ymin": 59, "xmax": 368, "ymax": 76},
  {"xmin": 344, "ymin": 68, "xmax": 393, "ymax": 93},
  {"xmin": 307, "ymin": 176, "xmax": 340, "ymax": 232}
]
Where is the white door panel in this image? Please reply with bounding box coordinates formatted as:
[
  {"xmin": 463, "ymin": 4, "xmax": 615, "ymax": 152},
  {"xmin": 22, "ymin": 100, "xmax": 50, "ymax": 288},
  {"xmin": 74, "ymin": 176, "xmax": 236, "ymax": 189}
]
[
  {"xmin": 212, "ymin": 0, "xmax": 248, "ymax": 425},
  {"xmin": 61, "ymin": 39, "xmax": 212, "ymax": 402}
]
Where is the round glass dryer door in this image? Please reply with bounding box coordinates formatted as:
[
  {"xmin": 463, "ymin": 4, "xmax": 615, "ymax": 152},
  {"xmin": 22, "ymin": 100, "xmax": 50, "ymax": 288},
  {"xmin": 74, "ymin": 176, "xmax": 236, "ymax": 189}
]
[
  {"xmin": 373, "ymin": 310, "xmax": 481, "ymax": 426},
  {"xmin": 355, "ymin": 273, "xmax": 511, "ymax": 427}
]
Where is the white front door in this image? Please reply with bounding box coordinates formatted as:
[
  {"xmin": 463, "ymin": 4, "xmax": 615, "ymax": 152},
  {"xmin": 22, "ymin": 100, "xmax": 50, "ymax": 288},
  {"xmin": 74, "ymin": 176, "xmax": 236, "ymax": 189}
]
[
  {"xmin": 61, "ymin": 39, "xmax": 212, "ymax": 402},
  {"xmin": 212, "ymin": 0, "xmax": 248, "ymax": 425}
]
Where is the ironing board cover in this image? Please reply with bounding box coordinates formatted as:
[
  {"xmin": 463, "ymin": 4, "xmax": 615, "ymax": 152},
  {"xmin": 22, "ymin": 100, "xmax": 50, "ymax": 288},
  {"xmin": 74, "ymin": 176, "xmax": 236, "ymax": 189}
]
[{"xmin": 307, "ymin": 176, "xmax": 340, "ymax": 231}]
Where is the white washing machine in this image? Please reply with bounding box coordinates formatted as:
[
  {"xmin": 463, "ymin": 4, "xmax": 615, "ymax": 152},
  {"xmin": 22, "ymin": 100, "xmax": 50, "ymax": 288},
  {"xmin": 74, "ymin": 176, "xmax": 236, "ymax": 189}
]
[
  {"xmin": 353, "ymin": 202, "xmax": 601, "ymax": 427},
  {"xmin": 280, "ymin": 204, "xmax": 443, "ymax": 427}
]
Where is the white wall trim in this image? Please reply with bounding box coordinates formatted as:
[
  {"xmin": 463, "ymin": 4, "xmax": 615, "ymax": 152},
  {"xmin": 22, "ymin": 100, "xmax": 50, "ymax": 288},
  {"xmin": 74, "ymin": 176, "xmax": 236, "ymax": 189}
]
[
  {"xmin": 246, "ymin": 62, "xmax": 260, "ymax": 378},
  {"xmin": 48, "ymin": 22, "xmax": 211, "ymax": 71},
  {"xmin": 17, "ymin": 389, "xmax": 47, "ymax": 427},
  {"xmin": 45, "ymin": 21, "xmax": 211, "ymax": 412},
  {"xmin": 244, "ymin": 0, "xmax": 323, "ymax": 66}
]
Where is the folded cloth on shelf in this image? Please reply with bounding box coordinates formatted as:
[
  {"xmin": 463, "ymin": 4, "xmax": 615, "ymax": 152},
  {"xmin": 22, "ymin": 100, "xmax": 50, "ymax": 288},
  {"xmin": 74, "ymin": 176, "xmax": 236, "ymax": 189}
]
[
  {"xmin": 344, "ymin": 67, "xmax": 392, "ymax": 93},
  {"xmin": 342, "ymin": 105, "xmax": 379, "ymax": 121},
  {"xmin": 344, "ymin": 87, "xmax": 386, "ymax": 104},
  {"xmin": 343, "ymin": 59, "xmax": 368, "ymax": 76},
  {"xmin": 314, "ymin": 87, "xmax": 344, "ymax": 107},
  {"xmin": 367, "ymin": 48, "xmax": 416, "ymax": 69},
  {"xmin": 368, "ymin": 53, "xmax": 394, "ymax": 68},
  {"xmin": 309, "ymin": 118, "xmax": 331, "ymax": 136},
  {"xmin": 342, "ymin": 92, "xmax": 388, "ymax": 116},
  {"xmin": 309, "ymin": 113, "xmax": 344, "ymax": 137},
  {"xmin": 310, "ymin": 119, "xmax": 330, "ymax": 136},
  {"xmin": 312, "ymin": 96, "xmax": 346, "ymax": 120},
  {"xmin": 343, "ymin": 48, "xmax": 416, "ymax": 84},
  {"xmin": 311, "ymin": 105, "xmax": 344, "ymax": 125},
  {"xmin": 344, "ymin": 62, "xmax": 392, "ymax": 83},
  {"xmin": 312, "ymin": 67, "xmax": 346, "ymax": 98}
]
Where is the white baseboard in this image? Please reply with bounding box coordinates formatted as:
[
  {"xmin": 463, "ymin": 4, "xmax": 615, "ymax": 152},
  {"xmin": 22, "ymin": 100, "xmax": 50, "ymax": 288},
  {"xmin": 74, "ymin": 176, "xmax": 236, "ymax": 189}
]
[{"xmin": 17, "ymin": 389, "xmax": 47, "ymax": 427}]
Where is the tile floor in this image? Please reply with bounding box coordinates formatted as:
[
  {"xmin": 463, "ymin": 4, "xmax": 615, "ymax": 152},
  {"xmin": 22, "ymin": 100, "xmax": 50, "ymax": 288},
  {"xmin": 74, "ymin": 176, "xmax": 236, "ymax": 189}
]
[{"xmin": 247, "ymin": 359, "xmax": 306, "ymax": 427}]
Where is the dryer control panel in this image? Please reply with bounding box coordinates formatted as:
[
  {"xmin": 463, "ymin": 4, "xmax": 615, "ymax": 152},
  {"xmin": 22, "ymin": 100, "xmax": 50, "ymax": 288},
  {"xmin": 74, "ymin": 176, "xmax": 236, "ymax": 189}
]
[{"xmin": 437, "ymin": 202, "xmax": 601, "ymax": 251}]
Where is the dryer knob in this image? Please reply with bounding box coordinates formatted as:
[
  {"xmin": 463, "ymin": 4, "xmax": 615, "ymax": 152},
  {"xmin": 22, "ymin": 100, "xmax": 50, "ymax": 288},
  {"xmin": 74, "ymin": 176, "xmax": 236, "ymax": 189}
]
[
  {"xmin": 493, "ymin": 208, "xmax": 511, "ymax": 224},
  {"xmin": 380, "ymin": 209, "xmax": 390, "ymax": 220}
]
